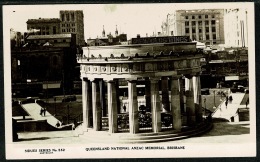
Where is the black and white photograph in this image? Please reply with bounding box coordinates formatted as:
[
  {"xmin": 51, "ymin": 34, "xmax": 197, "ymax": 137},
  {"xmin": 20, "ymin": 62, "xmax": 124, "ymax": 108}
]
[{"xmin": 3, "ymin": 2, "xmax": 256, "ymax": 159}]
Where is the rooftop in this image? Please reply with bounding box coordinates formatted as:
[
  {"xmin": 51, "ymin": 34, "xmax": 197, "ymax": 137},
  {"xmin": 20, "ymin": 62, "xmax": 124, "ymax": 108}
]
[
  {"xmin": 27, "ymin": 18, "xmax": 61, "ymax": 24},
  {"xmin": 27, "ymin": 34, "xmax": 72, "ymax": 40}
]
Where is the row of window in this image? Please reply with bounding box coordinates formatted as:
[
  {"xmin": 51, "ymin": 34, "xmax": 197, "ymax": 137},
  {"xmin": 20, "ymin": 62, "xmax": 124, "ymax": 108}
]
[
  {"xmin": 185, "ymin": 27, "xmax": 216, "ymax": 33},
  {"xmin": 61, "ymin": 23, "xmax": 76, "ymax": 27},
  {"xmin": 189, "ymin": 34, "xmax": 217, "ymax": 40},
  {"xmin": 33, "ymin": 39, "xmax": 70, "ymax": 44},
  {"xmin": 61, "ymin": 13, "xmax": 75, "ymax": 22},
  {"xmin": 185, "ymin": 20, "xmax": 216, "ymax": 26},
  {"xmin": 61, "ymin": 28, "xmax": 76, "ymax": 32},
  {"xmin": 27, "ymin": 26, "xmax": 57, "ymax": 34},
  {"xmin": 185, "ymin": 14, "xmax": 215, "ymax": 19}
]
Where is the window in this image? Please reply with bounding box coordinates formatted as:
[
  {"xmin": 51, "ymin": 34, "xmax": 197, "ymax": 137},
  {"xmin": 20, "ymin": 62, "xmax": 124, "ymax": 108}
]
[
  {"xmin": 71, "ymin": 13, "xmax": 75, "ymax": 21},
  {"xmin": 192, "ymin": 34, "xmax": 196, "ymax": 40},
  {"xmin": 67, "ymin": 29, "xmax": 70, "ymax": 32},
  {"xmin": 66, "ymin": 13, "xmax": 70, "ymax": 21},
  {"xmin": 212, "ymin": 27, "xmax": 216, "ymax": 32},
  {"xmin": 46, "ymin": 32, "xmax": 49, "ymax": 35},
  {"xmin": 61, "ymin": 14, "xmax": 64, "ymax": 21},
  {"xmin": 192, "ymin": 16, "xmax": 195, "ymax": 19},
  {"xmin": 205, "ymin": 15, "xmax": 208, "ymax": 19},
  {"xmin": 199, "ymin": 28, "xmax": 202, "ymax": 33},
  {"xmin": 42, "ymin": 32, "xmax": 45, "ymax": 35},
  {"xmin": 67, "ymin": 24, "xmax": 70, "ymax": 27},
  {"xmin": 63, "ymin": 39, "xmax": 66, "ymax": 42},
  {"xmin": 198, "ymin": 21, "xmax": 202, "ymax": 26},
  {"xmin": 211, "ymin": 20, "xmax": 215, "ymax": 25},
  {"xmin": 46, "ymin": 26, "xmax": 49, "ymax": 30},
  {"xmin": 54, "ymin": 40, "xmax": 57, "ymax": 43},
  {"xmin": 185, "ymin": 21, "xmax": 189, "ymax": 26},
  {"xmin": 192, "ymin": 21, "xmax": 196, "ymax": 26},
  {"xmin": 185, "ymin": 16, "xmax": 188, "ymax": 19},
  {"xmin": 199, "ymin": 15, "xmax": 201, "ymax": 19},
  {"xmin": 205, "ymin": 21, "xmax": 209, "ymax": 25},
  {"xmin": 212, "ymin": 15, "xmax": 215, "ymax": 18},
  {"xmin": 206, "ymin": 34, "xmax": 209, "ymax": 39},
  {"xmin": 213, "ymin": 34, "xmax": 216, "ymax": 39},
  {"xmin": 192, "ymin": 28, "xmax": 195, "ymax": 33},
  {"xmin": 185, "ymin": 28, "xmax": 189, "ymax": 33},
  {"xmin": 53, "ymin": 26, "xmax": 57, "ymax": 34},
  {"xmin": 171, "ymin": 31, "xmax": 174, "ymax": 36},
  {"xmin": 206, "ymin": 27, "xmax": 209, "ymax": 33}
]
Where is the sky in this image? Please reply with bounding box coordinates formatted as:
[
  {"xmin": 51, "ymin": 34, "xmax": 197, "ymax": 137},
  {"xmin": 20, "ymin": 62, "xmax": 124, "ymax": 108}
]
[{"xmin": 3, "ymin": 3, "xmax": 252, "ymax": 40}]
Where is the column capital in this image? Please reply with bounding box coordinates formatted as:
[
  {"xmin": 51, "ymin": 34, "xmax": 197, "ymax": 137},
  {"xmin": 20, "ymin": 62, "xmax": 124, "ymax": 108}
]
[
  {"xmin": 90, "ymin": 78, "xmax": 102, "ymax": 83},
  {"xmin": 149, "ymin": 77, "xmax": 160, "ymax": 83},
  {"xmin": 171, "ymin": 75, "xmax": 182, "ymax": 80},
  {"xmin": 184, "ymin": 74, "xmax": 193, "ymax": 79},
  {"xmin": 103, "ymin": 78, "xmax": 115, "ymax": 83},
  {"xmin": 81, "ymin": 77, "xmax": 89, "ymax": 81},
  {"xmin": 126, "ymin": 78, "xmax": 137, "ymax": 83}
]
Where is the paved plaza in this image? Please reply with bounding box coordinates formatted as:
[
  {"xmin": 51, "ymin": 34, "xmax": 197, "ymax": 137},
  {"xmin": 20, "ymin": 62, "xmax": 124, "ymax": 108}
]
[{"xmin": 15, "ymin": 120, "xmax": 251, "ymax": 144}]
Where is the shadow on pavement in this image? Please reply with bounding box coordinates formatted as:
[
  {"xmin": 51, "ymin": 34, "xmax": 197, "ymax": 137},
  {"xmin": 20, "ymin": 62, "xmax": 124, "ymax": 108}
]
[{"xmin": 202, "ymin": 120, "xmax": 250, "ymax": 137}]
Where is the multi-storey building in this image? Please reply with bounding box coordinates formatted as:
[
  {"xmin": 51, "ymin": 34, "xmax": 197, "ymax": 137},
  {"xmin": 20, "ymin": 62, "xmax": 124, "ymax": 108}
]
[
  {"xmin": 224, "ymin": 8, "xmax": 248, "ymax": 48},
  {"xmin": 11, "ymin": 33, "xmax": 78, "ymax": 97},
  {"xmin": 162, "ymin": 9, "xmax": 225, "ymax": 45},
  {"xmin": 26, "ymin": 18, "xmax": 61, "ymax": 35},
  {"xmin": 60, "ymin": 10, "xmax": 85, "ymax": 46}
]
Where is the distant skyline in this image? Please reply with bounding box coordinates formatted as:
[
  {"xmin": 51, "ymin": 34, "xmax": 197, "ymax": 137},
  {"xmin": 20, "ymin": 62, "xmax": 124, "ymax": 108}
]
[{"xmin": 4, "ymin": 3, "xmax": 251, "ymax": 40}]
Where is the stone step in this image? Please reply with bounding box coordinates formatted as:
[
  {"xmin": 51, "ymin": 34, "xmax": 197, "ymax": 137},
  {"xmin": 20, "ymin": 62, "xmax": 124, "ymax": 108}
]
[{"xmin": 78, "ymin": 122, "xmax": 212, "ymax": 143}]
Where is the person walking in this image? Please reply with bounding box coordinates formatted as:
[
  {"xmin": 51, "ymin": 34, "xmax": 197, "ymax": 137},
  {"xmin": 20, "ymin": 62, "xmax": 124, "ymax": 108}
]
[
  {"xmin": 225, "ymin": 100, "xmax": 228, "ymax": 108},
  {"xmin": 123, "ymin": 104, "xmax": 126, "ymax": 112},
  {"xmin": 43, "ymin": 107, "xmax": 47, "ymax": 116},
  {"xmin": 229, "ymin": 95, "xmax": 233, "ymax": 103},
  {"xmin": 225, "ymin": 96, "xmax": 228, "ymax": 108}
]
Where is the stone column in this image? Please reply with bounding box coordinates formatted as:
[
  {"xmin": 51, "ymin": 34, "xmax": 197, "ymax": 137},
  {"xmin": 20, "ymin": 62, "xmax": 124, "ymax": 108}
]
[
  {"xmin": 150, "ymin": 78, "xmax": 161, "ymax": 133},
  {"xmin": 193, "ymin": 75, "xmax": 203, "ymax": 122},
  {"xmin": 99, "ymin": 80, "xmax": 106, "ymax": 117},
  {"xmin": 82, "ymin": 78, "xmax": 92, "ymax": 129},
  {"xmin": 115, "ymin": 79, "xmax": 121, "ymax": 114},
  {"xmin": 179, "ymin": 77, "xmax": 185, "ymax": 114},
  {"xmin": 128, "ymin": 80, "xmax": 139, "ymax": 134},
  {"xmin": 161, "ymin": 77, "xmax": 170, "ymax": 112},
  {"xmin": 171, "ymin": 77, "xmax": 182, "ymax": 130},
  {"xmin": 185, "ymin": 75, "xmax": 196, "ymax": 125},
  {"xmin": 106, "ymin": 80, "xmax": 118, "ymax": 133},
  {"xmin": 145, "ymin": 78, "xmax": 151, "ymax": 112},
  {"xmin": 92, "ymin": 79, "xmax": 102, "ymax": 131}
]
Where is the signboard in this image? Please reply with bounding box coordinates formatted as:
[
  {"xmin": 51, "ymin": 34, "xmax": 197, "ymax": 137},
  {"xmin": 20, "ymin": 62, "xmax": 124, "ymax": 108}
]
[
  {"xmin": 43, "ymin": 82, "xmax": 61, "ymax": 89},
  {"xmin": 131, "ymin": 36, "xmax": 190, "ymax": 44},
  {"xmin": 225, "ymin": 76, "xmax": 239, "ymax": 81}
]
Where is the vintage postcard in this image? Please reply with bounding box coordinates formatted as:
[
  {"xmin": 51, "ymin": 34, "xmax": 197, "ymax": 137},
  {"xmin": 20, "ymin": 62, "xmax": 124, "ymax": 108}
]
[{"xmin": 4, "ymin": 2, "xmax": 256, "ymax": 159}]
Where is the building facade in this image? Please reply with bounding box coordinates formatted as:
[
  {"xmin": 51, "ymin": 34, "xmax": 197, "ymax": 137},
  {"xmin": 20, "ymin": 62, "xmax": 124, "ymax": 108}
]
[
  {"xmin": 11, "ymin": 34, "xmax": 78, "ymax": 97},
  {"xmin": 60, "ymin": 10, "xmax": 85, "ymax": 46},
  {"xmin": 224, "ymin": 8, "xmax": 248, "ymax": 48},
  {"xmin": 26, "ymin": 18, "xmax": 61, "ymax": 35},
  {"xmin": 162, "ymin": 9, "xmax": 225, "ymax": 45}
]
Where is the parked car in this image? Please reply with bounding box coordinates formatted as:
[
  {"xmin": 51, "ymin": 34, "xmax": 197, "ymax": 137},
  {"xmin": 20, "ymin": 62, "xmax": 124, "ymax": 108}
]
[{"xmin": 62, "ymin": 95, "xmax": 77, "ymax": 102}]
